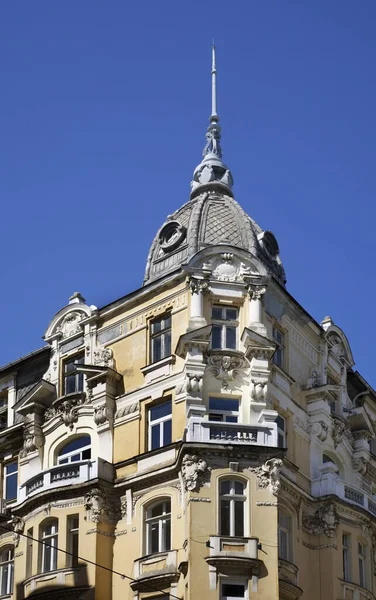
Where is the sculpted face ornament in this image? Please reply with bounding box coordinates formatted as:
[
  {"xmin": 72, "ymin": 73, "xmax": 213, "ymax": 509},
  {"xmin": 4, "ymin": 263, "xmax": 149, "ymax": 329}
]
[
  {"xmin": 181, "ymin": 454, "xmax": 209, "ymax": 492},
  {"xmin": 159, "ymin": 221, "xmax": 186, "ymax": 253}
]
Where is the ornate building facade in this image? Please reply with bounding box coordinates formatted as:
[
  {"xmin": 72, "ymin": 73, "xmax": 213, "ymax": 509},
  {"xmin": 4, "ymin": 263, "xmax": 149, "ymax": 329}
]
[{"xmin": 0, "ymin": 47, "xmax": 375, "ymax": 600}]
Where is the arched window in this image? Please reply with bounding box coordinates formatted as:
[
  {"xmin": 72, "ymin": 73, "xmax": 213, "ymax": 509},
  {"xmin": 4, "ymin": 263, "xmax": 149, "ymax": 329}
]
[
  {"xmin": 41, "ymin": 520, "xmax": 58, "ymax": 572},
  {"xmin": 278, "ymin": 508, "xmax": 293, "ymax": 561},
  {"xmin": 219, "ymin": 480, "xmax": 246, "ymax": 537},
  {"xmin": 145, "ymin": 500, "xmax": 171, "ymax": 554},
  {"xmin": 57, "ymin": 436, "xmax": 91, "ymax": 464},
  {"xmin": 0, "ymin": 547, "xmax": 13, "ymax": 596}
]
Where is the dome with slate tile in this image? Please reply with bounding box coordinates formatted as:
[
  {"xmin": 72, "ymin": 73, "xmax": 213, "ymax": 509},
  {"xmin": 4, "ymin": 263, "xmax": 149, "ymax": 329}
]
[{"xmin": 143, "ymin": 45, "xmax": 286, "ymax": 287}]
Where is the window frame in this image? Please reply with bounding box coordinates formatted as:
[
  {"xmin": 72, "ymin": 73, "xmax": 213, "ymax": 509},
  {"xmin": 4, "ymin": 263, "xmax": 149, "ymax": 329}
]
[
  {"xmin": 358, "ymin": 541, "xmax": 366, "ymax": 588},
  {"xmin": 0, "ymin": 393, "xmax": 8, "ymax": 429},
  {"xmin": 4, "ymin": 460, "xmax": 18, "ymax": 502},
  {"xmin": 63, "ymin": 352, "xmax": 85, "ymax": 396},
  {"xmin": 0, "ymin": 546, "xmax": 14, "ymax": 596},
  {"xmin": 41, "ymin": 519, "xmax": 58, "ymax": 573},
  {"xmin": 209, "ymin": 397, "xmax": 239, "ymax": 423},
  {"xmin": 343, "ymin": 533, "xmax": 352, "ymax": 582},
  {"xmin": 278, "ymin": 508, "xmax": 293, "ymax": 562},
  {"xmin": 211, "ymin": 305, "xmax": 238, "ymax": 351},
  {"xmin": 272, "ymin": 325, "xmax": 284, "ymax": 368},
  {"xmin": 67, "ymin": 515, "xmax": 79, "ymax": 567},
  {"xmin": 276, "ymin": 415, "xmax": 286, "ymax": 448},
  {"xmin": 149, "ymin": 313, "xmax": 172, "ymax": 364},
  {"xmin": 219, "ymin": 479, "xmax": 246, "ymax": 538},
  {"xmin": 148, "ymin": 399, "xmax": 172, "ymax": 451},
  {"xmin": 220, "ymin": 579, "xmax": 248, "ymax": 600},
  {"xmin": 57, "ymin": 436, "xmax": 91, "ymax": 465},
  {"xmin": 145, "ymin": 499, "xmax": 171, "ymax": 555}
]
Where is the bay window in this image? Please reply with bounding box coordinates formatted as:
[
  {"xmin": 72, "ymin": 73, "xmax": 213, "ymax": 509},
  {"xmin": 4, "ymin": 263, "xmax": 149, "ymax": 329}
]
[{"xmin": 211, "ymin": 306, "xmax": 238, "ymax": 350}]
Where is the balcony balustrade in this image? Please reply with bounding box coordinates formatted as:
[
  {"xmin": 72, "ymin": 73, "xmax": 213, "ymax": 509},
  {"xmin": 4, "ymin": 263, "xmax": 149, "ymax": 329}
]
[
  {"xmin": 186, "ymin": 416, "xmax": 278, "ymax": 447},
  {"xmin": 205, "ymin": 536, "xmax": 263, "ymax": 590},
  {"xmin": 18, "ymin": 458, "xmax": 113, "ymax": 504},
  {"xmin": 131, "ymin": 550, "xmax": 180, "ymax": 592},
  {"xmin": 312, "ymin": 471, "xmax": 376, "ymax": 518},
  {"xmin": 23, "ymin": 566, "xmax": 89, "ymax": 597}
]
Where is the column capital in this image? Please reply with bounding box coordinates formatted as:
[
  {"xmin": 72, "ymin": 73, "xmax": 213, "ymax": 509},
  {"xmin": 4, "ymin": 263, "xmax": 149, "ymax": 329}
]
[
  {"xmin": 188, "ymin": 276, "xmax": 209, "ymax": 295},
  {"xmin": 247, "ymin": 284, "xmax": 267, "ymax": 301}
]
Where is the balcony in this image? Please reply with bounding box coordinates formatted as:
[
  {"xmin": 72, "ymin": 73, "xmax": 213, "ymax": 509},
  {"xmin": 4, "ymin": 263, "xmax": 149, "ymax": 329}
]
[
  {"xmin": 18, "ymin": 458, "xmax": 113, "ymax": 504},
  {"xmin": 186, "ymin": 414, "xmax": 278, "ymax": 447},
  {"xmin": 279, "ymin": 558, "xmax": 303, "ymax": 600},
  {"xmin": 23, "ymin": 566, "xmax": 90, "ymax": 598},
  {"xmin": 339, "ymin": 580, "xmax": 376, "ymax": 600},
  {"xmin": 205, "ymin": 536, "xmax": 264, "ymax": 590},
  {"xmin": 130, "ymin": 550, "xmax": 180, "ymax": 593},
  {"xmin": 312, "ymin": 470, "xmax": 376, "ymax": 518}
]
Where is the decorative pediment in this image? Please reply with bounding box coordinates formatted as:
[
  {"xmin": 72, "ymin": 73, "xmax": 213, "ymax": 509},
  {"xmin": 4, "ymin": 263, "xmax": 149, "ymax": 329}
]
[
  {"xmin": 175, "ymin": 325, "xmax": 212, "ymax": 358},
  {"xmin": 321, "ymin": 318, "xmax": 354, "ymax": 367},
  {"xmin": 241, "ymin": 327, "xmax": 276, "ymax": 361},
  {"xmin": 44, "ymin": 292, "xmax": 97, "ymax": 341},
  {"xmin": 184, "ymin": 245, "xmax": 268, "ymax": 282}
]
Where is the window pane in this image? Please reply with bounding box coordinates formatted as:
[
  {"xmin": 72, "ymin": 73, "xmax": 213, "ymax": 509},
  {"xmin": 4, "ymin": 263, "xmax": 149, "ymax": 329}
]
[
  {"xmin": 209, "ymin": 398, "xmax": 239, "ymax": 412},
  {"xmin": 209, "ymin": 414, "xmax": 223, "ymax": 422},
  {"xmin": 77, "ymin": 372, "xmax": 84, "ymax": 392},
  {"xmin": 6, "ymin": 462, "xmax": 17, "ymax": 475},
  {"xmin": 6, "ymin": 473, "xmax": 17, "ymax": 500},
  {"xmin": 220, "ymin": 499, "xmax": 230, "ymax": 535},
  {"xmin": 152, "ymin": 337, "xmax": 162, "ymax": 362},
  {"xmin": 165, "ymin": 517, "xmax": 171, "ymax": 551},
  {"xmin": 234, "ymin": 482, "xmax": 244, "ymax": 495},
  {"xmin": 226, "ymin": 327, "xmax": 236, "ymax": 349},
  {"xmin": 65, "ymin": 375, "xmax": 76, "ymax": 394},
  {"xmin": 211, "ymin": 326, "xmax": 222, "ymax": 349},
  {"xmin": 222, "ymin": 583, "xmax": 245, "ymax": 597},
  {"xmin": 150, "ymin": 401, "xmax": 172, "ymax": 421},
  {"xmin": 82, "ymin": 448, "xmax": 91, "ymax": 460},
  {"xmin": 279, "ymin": 529, "xmax": 288, "ymax": 560},
  {"xmin": 212, "ymin": 307, "xmax": 223, "ymax": 320},
  {"xmin": 226, "ymin": 416, "xmax": 238, "ymax": 423},
  {"xmin": 44, "ymin": 543, "xmax": 51, "ymax": 572},
  {"xmin": 163, "ymin": 332, "xmax": 171, "ymax": 357},
  {"xmin": 225, "ymin": 308, "xmax": 237, "ymax": 321},
  {"xmin": 276, "ymin": 416, "xmax": 285, "ymax": 431},
  {"xmin": 163, "ymin": 419, "xmax": 172, "ymax": 446},
  {"xmin": 59, "ymin": 436, "xmax": 90, "ymax": 456},
  {"xmin": 151, "ymin": 423, "xmax": 160, "ymax": 450},
  {"xmin": 150, "ymin": 522, "xmax": 159, "ymax": 553},
  {"xmin": 163, "ymin": 315, "xmax": 171, "ymax": 329},
  {"xmin": 152, "ymin": 319, "xmax": 162, "ymax": 333},
  {"xmin": 220, "ymin": 481, "xmax": 231, "ymax": 495},
  {"xmin": 65, "ymin": 359, "xmax": 76, "ymax": 374},
  {"xmin": 150, "ymin": 503, "xmax": 164, "ymax": 518},
  {"xmin": 234, "ymin": 500, "xmax": 244, "ymax": 536}
]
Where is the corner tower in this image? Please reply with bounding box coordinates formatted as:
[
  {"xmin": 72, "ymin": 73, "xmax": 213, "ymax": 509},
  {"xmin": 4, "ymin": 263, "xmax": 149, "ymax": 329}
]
[{"xmin": 144, "ymin": 44, "xmax": 286, "ymax": 287}]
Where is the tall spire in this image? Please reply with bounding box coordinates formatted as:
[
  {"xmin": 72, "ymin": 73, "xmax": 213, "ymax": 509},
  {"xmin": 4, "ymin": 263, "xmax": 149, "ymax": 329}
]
[{"xmin": 190, "ymin": 44, "xmax": 233, "ymax": 198}]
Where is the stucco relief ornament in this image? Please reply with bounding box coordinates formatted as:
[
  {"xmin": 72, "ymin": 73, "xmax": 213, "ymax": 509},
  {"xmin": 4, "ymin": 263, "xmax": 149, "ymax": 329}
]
[
  {"xmin": 186, "ymin": 373, "xmax": 203, "ymax": 394},
  {"xmin": 11, "ymin": 516, "xmax": 25, "ymax": 548},
  {"xmin": 352, "ymin": 458, "xmax": 368, "ymax": 476},
  {"xmin": 332, "ymin": 417, "xmax": 347, "ymax": 448},
  {"xmin": 308, "ymin": 420, "xmax": 328, "ymax": 442},
  {"xmin": 248, "ymin": 285, "xmax": 267, "ymax": 302},
  {"xmin": 208, "ymin": 353, "xmax": 247, "ymax": 389},
  {"xmin": 57, "ymin": 311, "xmax": 83, "ymax": 338},
  {"xmin": 94, "ymin": 404, "xmax": 114, "ymax": 427},
  {"xmin": 181, "ymin": 455, "xmax": 209, "ymax": 492},
  {"xmin": 302, "ymin": 502, "xmax": 339, "ymax": 538},
  {"xmin": 189, "ymin": 277, "xmax": 208, "ymax": 295},
  {"xmin": 251, "ymin": 458, "xmax": 282, "ymax": 496},
  {"xmin": 19, "ymin": 426, "xmax": 44, "ymax": 458},
  {"xmin": 84, "ymin": 488, "xmax": 106, "ymax": 523},
  {"xmin": 93, "ymin": 348, "xmax": 114, "ymax": 368}
]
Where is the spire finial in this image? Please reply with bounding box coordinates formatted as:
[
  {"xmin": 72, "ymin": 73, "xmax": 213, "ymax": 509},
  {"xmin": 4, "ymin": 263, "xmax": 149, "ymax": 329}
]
[{"xmin": 211, "ymin": 42, "xmax": 218, "ymax": 122}]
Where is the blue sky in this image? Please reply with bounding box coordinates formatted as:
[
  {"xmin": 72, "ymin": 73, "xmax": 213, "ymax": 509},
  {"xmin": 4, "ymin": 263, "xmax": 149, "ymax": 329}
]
[{"xmin": 1, "ymin": 2, "xmax": 375, "ymax": 386}]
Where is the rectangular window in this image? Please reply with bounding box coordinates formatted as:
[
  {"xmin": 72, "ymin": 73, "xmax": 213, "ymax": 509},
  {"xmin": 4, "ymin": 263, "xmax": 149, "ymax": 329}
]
[
  {"xmin": 220, "ymin": 480, "xmax": 246, "ymax": 537},
  {"xmin": 63, "ymin": 353, "xmax": 84, "ymax": 395},
  {"xmin": 358, "ymin": 541, "xmax": 366, "ymax": 588},
  {"xmin": 42, "ymin": 521, "xmax": 58, "ymax": 573},
  {"xmin": 276, "ymin": 415, "xmax": 286, "ymax": 447},
  {"xmin": 148, "ymin": 400, "xmax": 172, "ymax": 451},
  {"xmin": 4, "ymin": 461, "xmax": 18, "ymax": 501},
  {"xmin": 220, "ymin": 581, "xmax": 246, "ymax": 600},
  {"xmin": 26, "ymin": 527, "xmax": 33, "ymax": 578},
  {"xmin": 272, "ymin": 326, "xmax": 284, "ymax": 368},
  {"xmin": 67, "ymin": 516, "xmax": 79, "ymax": 567},
  {"xmin": 278, "ymin": 511, "xmax": 292, "ymax": 561},
  {"xmin": 209, "ymin": 397, "xmax": 239, "ymax": 423},
  {"xmin": 150, "ymin": 314, "xmax": 172, "ymax": 363},
  {"xmin": 343, "ymin": 534, "xmax": 351, "ymax": 582},
  {"xmin": 0, "ymin": 394, "xmax": 8, "ymax": 429},
  {"xmin": 211, "ymin": 306, "xmax": 238, "ymax": 350}
]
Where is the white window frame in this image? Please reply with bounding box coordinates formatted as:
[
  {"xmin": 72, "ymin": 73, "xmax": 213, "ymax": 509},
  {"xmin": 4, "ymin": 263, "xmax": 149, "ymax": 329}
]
[
  {"xmin": 209, "ymin": 397, "xmax": 239, "ymax": 423},
  {"xmin": 4, "ymin": 460, "xmax": 18, "ymax": 501},
  {"xmin": 276, "ymin": 415, "xmax": 286, "ymax": 447},
  {"xmin": 220, "ymin": 579, "xmax": 248, "ymax": 600},
  {"xmin": 278, "ymin": 509, "xmax": 292, "ymax": 562},
  {"xmin": 358, "ymin": 541, "xmax": 366, "ymax": 588},
  {"xmin": 41, "ymin": 521, "xmax": 58, "ymax": 573},
  {"xmin": 272, "ymin": 326, "xmax": 284, "ymax": 368},
  {"xmin": 211, "ymin": 306, "xmax": 238, "ymax": 350},
  {"xmin": 150, "ymin": 314, "xmax": 172, "ymax": 364},
  {"xmin": 219, "ymin": 480, "xmax": 246, "ymax": 537},
  {"xmin": 343, "ymin": 533, "xmax": 352, "ymax": 582},
  {"xmin": 63, "ymin": 353, "xmax": 85, "ymax": 396},
  {"xmin": 0, "ymin": 547, "xmax": 13, "ymax": 596},
  {"xmin": 67, "ymin": 516, "xmax": 79, "ymax": 567},
  {"xmin": 57, "ymin": 436, "xmax": 91, "ymax": 465},
  {"xmin": 145, "ymin": 500, "xmax": 171, "ymax": 555},
  {"xmin": 148, "ymin": 400, "xmax": 172, "ymax": 451}
]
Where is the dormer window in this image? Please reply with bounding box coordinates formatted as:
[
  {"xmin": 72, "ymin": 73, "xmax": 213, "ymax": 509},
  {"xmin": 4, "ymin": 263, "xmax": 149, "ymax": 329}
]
[
  {"xmin": 63, "ymin": 353, "xmax": 84, "ymax": 395},
  {"xmin": 211, "ymin": 306, "xmax": 238, "ymax": 350}
]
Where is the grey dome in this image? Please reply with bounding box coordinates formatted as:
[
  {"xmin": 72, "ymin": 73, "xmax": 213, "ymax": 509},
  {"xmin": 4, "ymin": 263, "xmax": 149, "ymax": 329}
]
[{"xmin": 143, "ymin": 191, "xmax": 286, "ymax": 286}]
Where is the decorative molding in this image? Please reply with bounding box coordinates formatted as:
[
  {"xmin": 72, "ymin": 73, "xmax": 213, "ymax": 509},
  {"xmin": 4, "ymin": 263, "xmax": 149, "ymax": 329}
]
[
  {"xmin": 57, "ymin": 311, "xmax": 83, "ymax": 339},
  {"xmin": 332, "ymin": 416, "xmax": 353, "ymax": 448},
  {"xmin": 93, "ymin": 347, "xmax": 114, "ymax": 368},
  {"xmin": 188, "ymin": 497, "xmax": 212, "ymax": 503},
  {"xmin": 11, "ymin": 516, "xmax": 25, "ymax": 548},
  {"xmin": 302, "ymin": 542, "xmax": 337, "ymax": 550},
  {"xmin": 302, "ymin": 502, "xmax": 339, "ymax": 538},
  {"xmin": 309, "ymin": 420, "xmax": 328, "ymax": 442},
  {"xmin": 207, "ymin": 351, "xmax": 247, "ymax": 389},
  {"xmin": 189, "ymin": 277, "xmax": 209, "ymax": 295},
  {"xmin": 84, "ymin": 488, "xmax": 119, "ymax": 523},
  {"xmin": 256, "ymin": 501, "xmax": 278, "ymax": 506},
  {"xmin": 186, "ymin": 373, "xmax": 203, "ymax": 394},
  {"xmin": 250, "ymin": 458, "xmax": 282, "ymax": 496},
  {"xmin": 247, "ymin": 285, "xmax": 266, "ymax": 301},
  {"xmin": 181, "ymin": 454, "xmax": 210, "ymax": 492}
]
